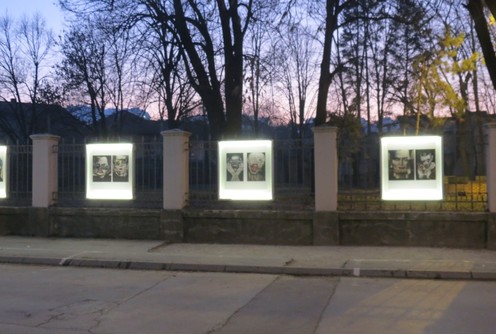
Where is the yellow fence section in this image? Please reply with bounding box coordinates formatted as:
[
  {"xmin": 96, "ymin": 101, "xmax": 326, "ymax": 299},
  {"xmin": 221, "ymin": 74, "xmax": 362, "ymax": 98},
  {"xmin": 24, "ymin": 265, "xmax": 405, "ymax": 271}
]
[{"xmin": 338, "ymin": 176, "xmax": 487, "ymax": 212}]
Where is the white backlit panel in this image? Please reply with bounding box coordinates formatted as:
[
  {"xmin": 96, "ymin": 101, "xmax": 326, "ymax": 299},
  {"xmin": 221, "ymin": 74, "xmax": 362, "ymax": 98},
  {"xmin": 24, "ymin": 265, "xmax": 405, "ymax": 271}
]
[
  {"xmin": 218, "ymin": 140, "xmax": 273, "ymax": 200},
  {"xmin": 381, "ymin": 136, "xmax": 443, "ymax": 201},
  {"xmin": 86, "ymin": 143, "xmax": 134, "ymax": 200}
]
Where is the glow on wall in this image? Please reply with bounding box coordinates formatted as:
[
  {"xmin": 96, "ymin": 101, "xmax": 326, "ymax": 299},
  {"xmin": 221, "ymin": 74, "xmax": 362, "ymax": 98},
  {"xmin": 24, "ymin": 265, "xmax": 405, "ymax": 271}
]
[
  {"xmin": 218, "ymin": 140, "xmax": 273, "ymax": 200},
  {"xmin": 381, "ymin": 136, "xmax": 443, "ymax": 201},
  {"xmin": 86, "ymin": 143, "xmax": 133, "ymax": 200},
  {"xmin": 0, "ymin": 146, "xmax": 7, "ymax": 198}
]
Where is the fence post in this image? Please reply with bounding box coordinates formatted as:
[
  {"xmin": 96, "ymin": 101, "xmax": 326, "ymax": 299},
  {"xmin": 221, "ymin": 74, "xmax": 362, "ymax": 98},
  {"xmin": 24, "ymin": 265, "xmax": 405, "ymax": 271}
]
[
  {"xmin": 312, "ymin": 126, "xmax": 339, "ymax": 245},
  {"xmin": 486, "ymin": 123, "xmax": 496, "ymax": 213},
  {"xmin": 161, "ymin": 129, "xmax": 191, "ymax": 210},
  {"xmin": 486, "ymin": 123, "xmax": 496, "ymax": 250},
  {"xmin": 313, "ymin": 126, "xmax": 338, "ymax": 211},
  {"xmin": 30, "ymin": 134, "xmax": 60, "ymax": 208}
]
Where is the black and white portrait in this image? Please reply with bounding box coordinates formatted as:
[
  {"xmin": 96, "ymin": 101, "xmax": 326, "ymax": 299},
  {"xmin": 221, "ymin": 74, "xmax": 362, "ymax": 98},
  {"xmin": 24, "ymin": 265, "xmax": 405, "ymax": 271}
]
[
  {"xmin": 112, "ymin": 155, "xmax": 129, "ymax": 182},
  {"xmin": 247, "ymin": 152, "xmax": 266, "ymax": 181},
  {"xmin": 388, "ymin": 149, "xmax": 414, "ymax": 181},
  {"xmin": 92, "ymin": 155, "xmax": 111, "ymax": 182},
  {"xmin": 416, "ymin": 149, "xmax": 436, "ymax": 180},
  {"xmin": 226, "ymin": 153, "xmax": 244, "ymax": 182}
]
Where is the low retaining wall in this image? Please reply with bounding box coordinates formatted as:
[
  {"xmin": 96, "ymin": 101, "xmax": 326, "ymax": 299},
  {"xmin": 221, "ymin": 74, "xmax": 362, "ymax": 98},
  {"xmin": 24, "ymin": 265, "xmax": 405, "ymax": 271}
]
[
  {"xmin": 0, "ymin": 207, "xmax": 494, "ymax": 249},
  {"xmin": 183, "ymin": 210, "xmax": 313, "ymax": 245}
]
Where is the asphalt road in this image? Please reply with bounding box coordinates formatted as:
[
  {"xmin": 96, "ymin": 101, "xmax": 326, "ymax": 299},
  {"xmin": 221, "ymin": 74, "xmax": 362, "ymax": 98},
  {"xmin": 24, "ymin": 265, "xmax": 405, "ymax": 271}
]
[{"xmin": 1, "ymin": 264, "xmax": 495, "ymax": 334}]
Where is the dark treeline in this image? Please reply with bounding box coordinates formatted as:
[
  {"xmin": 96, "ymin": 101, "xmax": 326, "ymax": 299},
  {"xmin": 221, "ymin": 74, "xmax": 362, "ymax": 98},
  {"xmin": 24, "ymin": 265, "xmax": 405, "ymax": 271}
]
[{"xmin": 0, "ymin": 1, "xmax": 495, "ymax": 161}]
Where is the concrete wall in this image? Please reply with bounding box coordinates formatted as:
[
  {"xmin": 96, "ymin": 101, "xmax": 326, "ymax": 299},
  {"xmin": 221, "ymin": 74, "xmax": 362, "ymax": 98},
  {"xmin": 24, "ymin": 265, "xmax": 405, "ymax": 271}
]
[
  {"xmin": 183, "ymin": 210, "xmax": 313, "ymax": 245},
  {"xmin": 0, "ymin": 207, "xmax": 494, "ymax": 249},
  {"xmin": 338, "ymin": 212, "xmax": 487, "ymax": 249}
]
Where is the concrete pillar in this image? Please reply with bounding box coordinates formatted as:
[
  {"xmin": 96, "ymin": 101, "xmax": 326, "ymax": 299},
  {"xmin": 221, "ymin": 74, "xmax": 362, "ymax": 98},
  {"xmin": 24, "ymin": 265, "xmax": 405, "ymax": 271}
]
[
  {"xmin": 486, "ymin": 123, "xmax": 496, "ymax": 213},
  {"xmin": 30, "ymin": 134, "xmax": 60, "ymax": 208},
  {"xmin": 313, "ymin": 126, "xmax": 338, "ymax": 211},
  {"xmin": 161, "ymin": 129, "xmax": 191, "ymax": 210}
]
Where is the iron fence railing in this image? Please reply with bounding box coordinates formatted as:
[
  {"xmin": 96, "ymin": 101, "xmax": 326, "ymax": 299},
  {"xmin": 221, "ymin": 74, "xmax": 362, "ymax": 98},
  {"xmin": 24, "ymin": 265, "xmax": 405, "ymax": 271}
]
[
  {"xmin": 58, "ymin": 139, "xmax": 85, "ymax": 206},
  {"xmin": 134, "ymin": 138, "xmax": 163, "ymax": 208},
  {"xmin": 0, "ymin": 138, "xmax": 488, "ymax": 212},
  {"xmin": 189, "ymin": 139, "xmax": 315, "ymax": 210},
  {"xmin": 57, "ymin": 138, "xmax": 164, "ymax": 208},
  {"xmin": 337, "ymin": 176, "xmax": 487, "ymax": 211},
  {"xmin": 2, "ymin": 144, "xmax": 32, "ymax": 206}
]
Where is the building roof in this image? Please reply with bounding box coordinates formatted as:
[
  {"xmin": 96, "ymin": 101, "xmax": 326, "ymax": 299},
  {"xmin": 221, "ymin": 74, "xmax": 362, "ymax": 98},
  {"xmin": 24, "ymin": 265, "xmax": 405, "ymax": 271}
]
[{"xmin": 0, "ymin": 101, "xmax": 89, "ymax": 143}]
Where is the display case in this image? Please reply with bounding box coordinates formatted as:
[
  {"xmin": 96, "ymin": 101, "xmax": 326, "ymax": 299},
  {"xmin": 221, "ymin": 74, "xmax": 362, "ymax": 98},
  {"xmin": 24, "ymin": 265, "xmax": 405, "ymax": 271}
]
[
  {"xmin": 218, "ymin": 140, "xmax": 273, "ymax": 200},
  {"xmin": 381, "ymin": 136, "xmax": 443, "ymax": 200},
  {"xmin": 86, "ymin": 143, "xmax": 134, "ymax": 200}
]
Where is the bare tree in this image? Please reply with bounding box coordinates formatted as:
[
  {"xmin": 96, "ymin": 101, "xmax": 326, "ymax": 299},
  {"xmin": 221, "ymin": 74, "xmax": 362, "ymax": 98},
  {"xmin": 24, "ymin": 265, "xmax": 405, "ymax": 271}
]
[
  {"xmin": 75, "ymin": 0, "xmax": 256, "ymax": 139},
  {"xmin": 314, "ymin": 0, "xmax": 353, "ymax": 126},
  {"xmin": 169, "ymin": 0, "xmax": 254, "ymax": 139},
  {"xmin": 275, "ymin": 20, "xmax": 317, "ymax": 139},
  {"xmin": 19, "ymin": 14, "xmax": 55, "ymax": 105},
  {"xmin": 138, "ymin": 1, "xmax": 199, "ymax": 129},
  {"xmin": 57, "ymin": 23, "xmax": 109, "ymax": 137},
  {"xmin": 243, "ymin": 0, "xmax": 281, "ymax": 136},
  {"xmin": 0, "ymin": 12, "xmax": 54, "ymax": 141}
]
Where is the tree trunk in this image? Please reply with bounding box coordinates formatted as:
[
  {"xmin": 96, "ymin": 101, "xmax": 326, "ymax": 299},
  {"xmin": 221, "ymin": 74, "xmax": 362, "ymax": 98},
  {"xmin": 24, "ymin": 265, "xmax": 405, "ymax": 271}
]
[
  {"xmin": 217, "ymin": 0, "xmax": 244, "ymax": 139},
  {"xmin": 173, "ymin": 0, "xmax": 226, "ymax": 140},
  {"xmin": 467, "ymin": 0, "xmax": 496, "ymax": 91},
  {"xmin": 315, "ymin": 0, "xmax": 341, "ymax": 126}
]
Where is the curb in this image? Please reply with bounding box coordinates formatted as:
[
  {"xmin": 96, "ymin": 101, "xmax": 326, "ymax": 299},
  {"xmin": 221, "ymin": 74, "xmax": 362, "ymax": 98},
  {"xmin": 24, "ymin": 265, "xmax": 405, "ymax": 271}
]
[{"xmin": 1, "ymin": 255, "xmax": 495, "ymax": 281}]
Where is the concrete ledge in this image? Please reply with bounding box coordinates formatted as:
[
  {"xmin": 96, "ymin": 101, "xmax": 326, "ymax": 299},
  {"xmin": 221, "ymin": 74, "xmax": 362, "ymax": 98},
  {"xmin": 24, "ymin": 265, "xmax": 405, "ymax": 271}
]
[
  {"xmin": 472, "ymin": 271, "xmax": 496, "ymax": 280},
  {"xmin": 160, "ymin": 210, "xmax": 184, "ymax": 243},
  {"xmin": 68, "ymin": 258, "xmax": 132, "ymax": 269},
  {"xmin": 338, "ymin": 211, "xmax": 488, "ymax": 248},
  {"xmin": 0, "ymin": 207, "xmax": 30, "ymax": 235},
  {"xmin": 488, "ymin": 213, "xmax": 496, "ymax": 250},
  {"xmin": 225, "ymin": 265, "xmax": 286, "ymax": 275},
  {"xmin": 168, "ymin": 263, "xmax": 226, "ymax": 273},
  {"xmin": 355, "ymin": 269, "xmax": 407, "ymax": 278},
  {"xmin": 313, "ymin": 211, "xmax": 339, "ymax": 245},
  {"xmin": 0, "ymin": 207, "xmax": 493, "ymax": 248},
  {"xmin": 183, "ymin": 210, "xmax": 313, "ymax": 245},
  {"xmin": 282, "ymin": 267, "xmax": 348, "ymax": 277},
  {"xmin": 0, "ymin": 256, "xmax": 62, "ymax": 266},
  {"xmin": 49, "ymin": 207, "xmax": 163, "ymax": 239},
  {"xmin": 128, "ymin": 262, "xmax": 168, "ymax": 271}
]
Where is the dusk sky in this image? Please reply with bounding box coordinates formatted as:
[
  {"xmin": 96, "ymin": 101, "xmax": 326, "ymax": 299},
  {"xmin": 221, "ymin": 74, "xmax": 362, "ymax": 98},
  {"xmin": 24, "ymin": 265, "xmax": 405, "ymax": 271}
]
[{"xmin": 2, "ymin": 0, "xmax": 65, "ymax": 33}]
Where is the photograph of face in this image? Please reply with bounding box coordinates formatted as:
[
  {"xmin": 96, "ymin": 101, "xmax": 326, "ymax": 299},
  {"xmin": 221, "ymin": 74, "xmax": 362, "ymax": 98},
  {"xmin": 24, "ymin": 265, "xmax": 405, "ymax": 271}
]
[
  {"xmin": 416, "ymin": 149, "xmax": 436, "ymax": 180},
  {"xmin": 247, "ymin": 152, "xmax": 266, "ymax": 181},
  {"xmin": 93, "ymin": 155, "xmax": 111, "ymax": 182},
  {"xmin": 112, "ymin": 155, "xmax": 129, "ymax": 182},
  {"xmin": 388, "ymin": 149, "xmax": 414, "ymax": 180},
  {"xmin": 226, "ymin": 153, "xmax": 243, "ymax": 181}
]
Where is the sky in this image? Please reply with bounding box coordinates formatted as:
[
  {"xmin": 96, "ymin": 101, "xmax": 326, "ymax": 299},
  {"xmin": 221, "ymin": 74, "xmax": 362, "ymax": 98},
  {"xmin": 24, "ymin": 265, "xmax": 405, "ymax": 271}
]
[{"xmin": 2, "ymin": 0, "xmax": 65, "ymax": 33}]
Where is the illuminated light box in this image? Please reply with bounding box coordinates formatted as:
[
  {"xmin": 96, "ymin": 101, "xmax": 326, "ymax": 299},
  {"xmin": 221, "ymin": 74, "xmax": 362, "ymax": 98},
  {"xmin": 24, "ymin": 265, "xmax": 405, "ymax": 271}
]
[
  {"xmin": 86, "ymin": 143, "xmax": 134, "ymax": 200},
  {"xmin": 218, "ymin": 140, "xmax": 273, "ymax": 200},
  {"xmin": 0, "ymin": 146, "xmax": 7, "ymax": 198},
  {"xmin": 381, "ymin": 136, "xmax": 443, "ymax": 201}
]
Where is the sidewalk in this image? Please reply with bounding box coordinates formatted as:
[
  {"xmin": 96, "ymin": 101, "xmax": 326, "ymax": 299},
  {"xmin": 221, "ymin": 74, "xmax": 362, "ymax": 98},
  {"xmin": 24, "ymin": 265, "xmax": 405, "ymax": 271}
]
[{"xmin": 0, "ymin": 236, "xmax": 496, "ymax": 280}]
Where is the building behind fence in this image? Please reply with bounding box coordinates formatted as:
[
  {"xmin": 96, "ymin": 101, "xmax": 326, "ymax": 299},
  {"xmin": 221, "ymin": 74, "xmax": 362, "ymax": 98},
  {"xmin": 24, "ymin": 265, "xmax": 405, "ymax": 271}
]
[{"xmin": 0, "ymin": 133, "xmax": 488, "ymax": 212}]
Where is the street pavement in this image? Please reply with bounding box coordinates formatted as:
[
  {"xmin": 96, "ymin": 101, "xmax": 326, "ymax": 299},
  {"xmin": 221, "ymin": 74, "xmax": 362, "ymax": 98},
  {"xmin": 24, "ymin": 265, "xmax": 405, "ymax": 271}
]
[{"xmin": 0, "ymin": 236, "xmax": 496, "ymax": 280}]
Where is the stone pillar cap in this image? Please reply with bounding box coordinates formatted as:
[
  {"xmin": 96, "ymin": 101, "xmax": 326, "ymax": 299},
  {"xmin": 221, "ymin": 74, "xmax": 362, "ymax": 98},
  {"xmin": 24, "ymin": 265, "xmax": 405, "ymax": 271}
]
[
  {"xmin": 30, "ymin": 134, "xmax": 61, "ymax": 141},
  {"xmin": 160, "ymin": 129, "xmax": 192, "ymax": 137}
]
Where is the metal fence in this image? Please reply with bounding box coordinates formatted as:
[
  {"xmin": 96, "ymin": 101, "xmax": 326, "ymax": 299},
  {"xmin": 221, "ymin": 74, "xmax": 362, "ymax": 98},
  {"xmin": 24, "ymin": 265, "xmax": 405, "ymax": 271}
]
[
  {"xmin": 0, "ymin": 138, "xmax": 488, "ymax": 211},
  {"xmin": 57, "ymin": 137, "xmax": 165, "ymax": 208},
  {"xmin": 337, "ymin": 176, "xmax": 487, "ymax": 211},
  {"xmin": 58, "ymin": 139, "xmax": 85, "ymax": 206},
  {"xmin": 3, "ymin": 144, "xmax": 32, "ymax": 206},
  {"xmin": 189, "ymin": 139, "xmax": 315, "ymax": 210}
]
